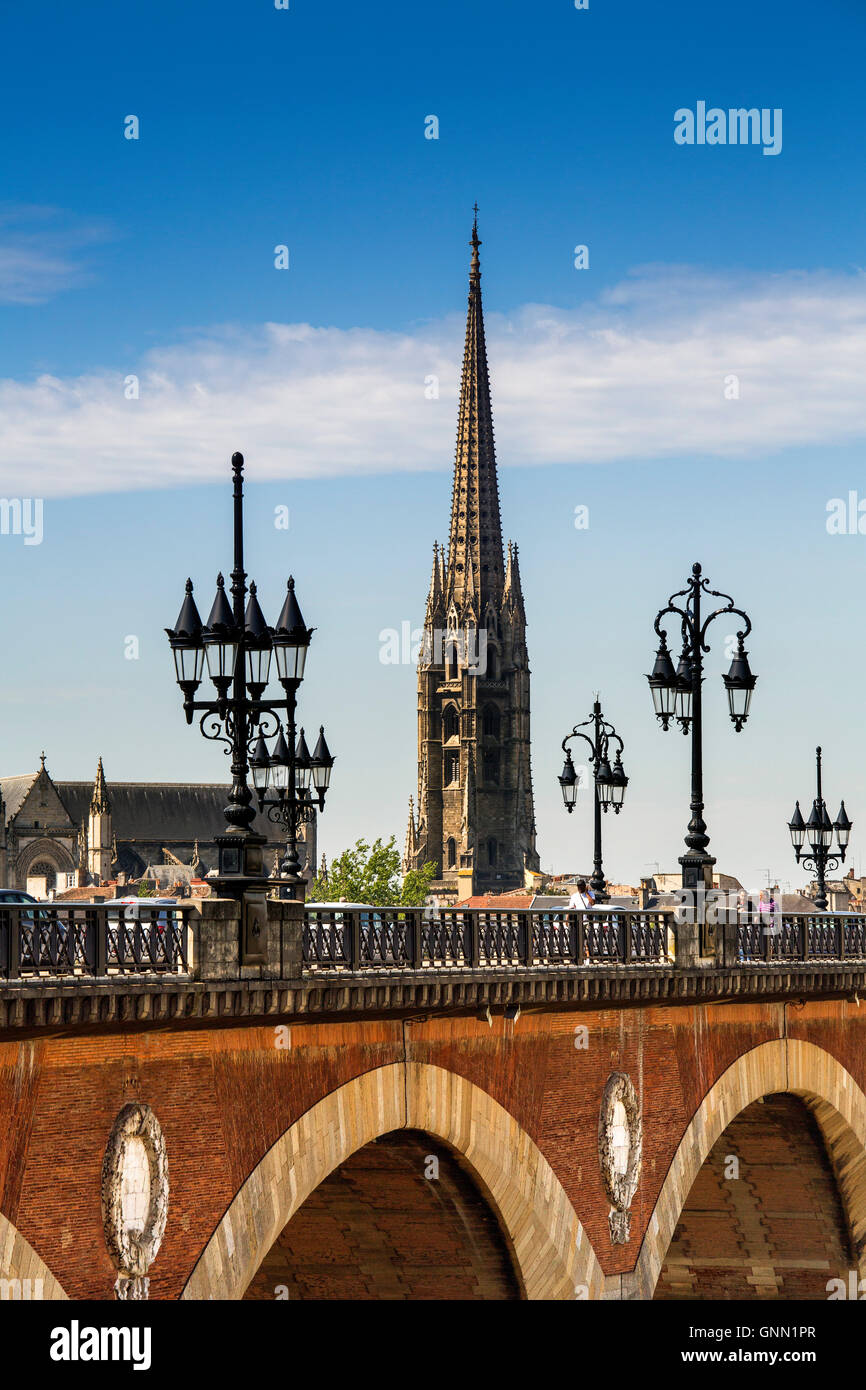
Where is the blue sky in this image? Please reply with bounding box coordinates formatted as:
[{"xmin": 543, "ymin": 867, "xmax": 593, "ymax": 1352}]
[{"xmin": 2, "ymin": 0, "xmax": 866, "ymax": 890}]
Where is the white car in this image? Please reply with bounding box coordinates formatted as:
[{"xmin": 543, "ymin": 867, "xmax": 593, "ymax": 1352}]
[{"xmin": 103, "ymin": 897, "xmax": 177, "ymax": 929}]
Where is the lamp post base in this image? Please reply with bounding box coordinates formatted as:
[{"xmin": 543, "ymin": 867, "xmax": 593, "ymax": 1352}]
[
  {"xmin": 679, "ymin": 853, "xmax": 717, "ymax": 958},
  {"xmin": 679, "ymin": 854, "xmax": 715, "ymax": 893},
  {"xmin": 213, "ymin": 832, "xmax": 269, "ymax": 899}
]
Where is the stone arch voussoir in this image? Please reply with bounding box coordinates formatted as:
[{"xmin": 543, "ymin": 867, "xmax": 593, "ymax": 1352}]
[
  {"xmin": 181, "ymin": 1062, "xmax": 604, "ymax": 1301},
  {"xmin": 0, "ymin": 1212, "xmax": 68, "ymax": 1300}
]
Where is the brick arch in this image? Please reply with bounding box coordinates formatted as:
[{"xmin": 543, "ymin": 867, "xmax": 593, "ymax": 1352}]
[
  {"xmin": 628, "ymin": 1039, "xmax": 866, "ymax": 1299},
  {"xmin": 0, "ymin": 1211, "xmax": 68, "ymax": 1299},
  {"xmin": 180, "ymin": 1061, "xmax": 604, "ymax": 1301}
]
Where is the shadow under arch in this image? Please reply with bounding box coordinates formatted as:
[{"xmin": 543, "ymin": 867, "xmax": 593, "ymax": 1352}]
[
  {"xmin": 181, "ymin": 1061, "xmax": 604, "ymax": 1301},
  {"xmin": 0, "ymin": 1211, "xmax": 68, "ymax": 1299},
  {"xmin": 628, "ymin": 1038, "xmax": 866, "ymax": 1299}
]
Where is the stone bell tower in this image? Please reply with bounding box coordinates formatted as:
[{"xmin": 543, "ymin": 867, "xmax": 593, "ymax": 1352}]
[
  {"xmin": 405, "ymin": 212, "xmax": 540, "ymax": 899},
  {"xmin": 87, "ymin": 757, "xmax": 113, "ymax": 885}
]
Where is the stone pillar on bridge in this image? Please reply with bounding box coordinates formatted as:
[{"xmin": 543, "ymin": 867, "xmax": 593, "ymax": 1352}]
[
  {"xmin": 671, "ymin": 914, "xmax": 701, "ymax": 968},
  {"xmin": 189, "ymin": 897, "xmax": 305, "ymax": 981}
]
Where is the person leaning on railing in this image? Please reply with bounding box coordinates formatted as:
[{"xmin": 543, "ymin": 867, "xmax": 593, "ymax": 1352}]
[
  {"xmin": 568, "ymin": 881, "xmax": 595, "ymax": 910},
  {"xmin": 567, "ymin": 881, "xmax": 596, "ymax": 963}
]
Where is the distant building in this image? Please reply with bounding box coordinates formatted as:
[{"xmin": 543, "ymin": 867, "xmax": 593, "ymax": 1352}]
[
  {"xmin": 802, "ymin": 871, "xmax": 859, "ymax": 913},
  {"xmin": 0, "ymin": 754, "xmax": 314, "ymax": 895},
  {"xmin": 646, "ymin": 871, "xmax": 745, "ymax": 895}
]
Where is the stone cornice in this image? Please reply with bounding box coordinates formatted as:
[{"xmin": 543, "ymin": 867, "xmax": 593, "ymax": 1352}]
[{"xmin": 0, "ymin": 961, "xmax": 864, "ymax": 1034}]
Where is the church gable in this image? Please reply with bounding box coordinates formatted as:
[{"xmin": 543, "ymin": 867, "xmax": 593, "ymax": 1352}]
[{"xmin": 13, "ymin": 766, "xmax": 75, "ymax": 832}]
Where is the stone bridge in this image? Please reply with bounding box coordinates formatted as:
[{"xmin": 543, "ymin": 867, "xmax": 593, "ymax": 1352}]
[{"xmin": 1, "ymin": 900, "xmax": 865, "ymax": 1301}]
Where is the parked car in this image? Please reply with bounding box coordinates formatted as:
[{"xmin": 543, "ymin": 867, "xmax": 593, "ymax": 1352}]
[
  {"xmin": 103, "ymin": 897, "xmax": 177, "ymax": 931},
  {"xmin": 0, "ymin": 890, "xmax": 73, "ymax": 963}
]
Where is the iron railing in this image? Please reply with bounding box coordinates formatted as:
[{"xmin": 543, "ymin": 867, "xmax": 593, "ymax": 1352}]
[
  {"xmin": 1, "ymin": 902, "xmax": 864, "ymax": 982},
  {"xmin": 736, "ymin": 912, "xmax": 866, "ymax": 963},
  {"xmin": 0, "ymin": 903, "xmax": 193, "ymax": 979},
  {"xmin": 303, "ymin": 907, "xmax": 673, "ymax": 971}
]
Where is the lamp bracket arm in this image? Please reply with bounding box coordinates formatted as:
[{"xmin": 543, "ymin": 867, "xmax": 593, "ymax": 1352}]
[
  {"xmin": 699, "ymin": 603, "xmax": 752, "ymax": 652},
  {"xmin": 199, "ymin": 712, "xmax": 233, "ymax": 755},
  {"xmin": 562, "ymin": 730, "xmax": 598, "ymax": 764},
  {"xmin": 654, "ymin": 602, "xmax": 689, "ymax": 641}
]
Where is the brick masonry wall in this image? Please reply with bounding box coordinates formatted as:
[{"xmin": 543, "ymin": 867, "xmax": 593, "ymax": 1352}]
[{"xmin": 1, "ymin": 998, "xmax": 865, "ymax": 1298}]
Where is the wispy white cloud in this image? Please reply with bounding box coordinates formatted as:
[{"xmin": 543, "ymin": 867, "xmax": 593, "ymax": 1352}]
[
  {"xmin": 2, "ymin": 265, "xmax": 866, "ymax": 496},
  {"xmin": 0, "ymin": 204, "xmax": 109, "ymax": 305}
]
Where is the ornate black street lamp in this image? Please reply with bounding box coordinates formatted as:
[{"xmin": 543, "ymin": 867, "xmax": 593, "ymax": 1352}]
[
  {"xmin": 558, "ymin": 698, "xmax": 628, "ymax": 903},
  {"xmin": 788, "ymin": 747, "xmax": 852, "ymax": 912},
  {"xmin": 166, "ymin": 452, "xmax": 334, "ymax": 902},
  {"xmin": 647, "ymin": 561, "xmax": 756, "ymax": 895},
  {"xmin": 251, "ymin": 725, "xmax": 334, "ymax": 888}
]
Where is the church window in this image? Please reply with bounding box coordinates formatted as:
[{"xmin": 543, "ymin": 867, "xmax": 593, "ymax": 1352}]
[
  {"xmin": 443, "ymin": 706, "xmax": 459, "ymax": 740},
  {"xmin": 446, "ymin": 838, "xmax": 456, "ymax": 870},
  {"xmin": 483, "ymin": 751, "xmax": 499, "ymax": 785},
  {"xmin": 487, "ymin": 839, "xmax": 497, "ymax": 867},
  {"xmin": 445, "ymin": 750, "xmax": 459, "ymax": 785},
  {"xmin": 445, "ymin": 643, "xmax": 459, "ymax": 681},
  {"xmin": 482, "ymin": 705, "xmax": 500, "ymax": 739},
  {"xmin": 29, "ymin": 860, "xmax": 57, "ymax": 891}
]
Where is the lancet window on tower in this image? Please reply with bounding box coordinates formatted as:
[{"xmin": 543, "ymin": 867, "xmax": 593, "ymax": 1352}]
[{"xmin": 482, "ymin": 705, "xmax": 501, "ymax": 739}]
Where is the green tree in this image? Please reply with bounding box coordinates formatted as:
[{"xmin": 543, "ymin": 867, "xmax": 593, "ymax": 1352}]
[
  {"xmin": 310, "ymin": 836, "xmax": 437, "ymax": 907},
  {"xmin": 137, "ymin": 878, "xmax": 155, "ymax": 898}
]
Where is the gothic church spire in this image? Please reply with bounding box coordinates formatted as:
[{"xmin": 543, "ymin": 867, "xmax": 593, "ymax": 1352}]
[{"xmin": 445, "ymin": 208, "xmax": 504, "ymax": 616}]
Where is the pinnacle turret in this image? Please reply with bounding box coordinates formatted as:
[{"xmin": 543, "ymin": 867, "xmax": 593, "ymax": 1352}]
[{"xmin": 90, "ymin": 757, "xmax": 111, "ymax": 815}]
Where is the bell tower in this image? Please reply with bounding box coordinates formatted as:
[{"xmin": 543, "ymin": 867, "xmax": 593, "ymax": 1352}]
[{"xmin": 406, "ymin": 212, "xmax": 540, "ymax": 899}]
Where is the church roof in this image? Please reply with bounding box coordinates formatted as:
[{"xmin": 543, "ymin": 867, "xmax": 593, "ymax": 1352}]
[
  {"xmin": 0, "ymin": 774, "xmax": 39, "ymax": 822},
  {"xmin": 53, "ymin": 781, "xmax": 281, "ymax": 845}
]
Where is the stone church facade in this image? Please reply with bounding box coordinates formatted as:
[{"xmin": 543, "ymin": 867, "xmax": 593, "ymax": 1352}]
[
  {"xmin": 0, "ymin": 754, "xmax": 315, "ymax": 894},
  {"xmin": 404, "ymin": 216, "xmax": 540, "ymax": 900}
]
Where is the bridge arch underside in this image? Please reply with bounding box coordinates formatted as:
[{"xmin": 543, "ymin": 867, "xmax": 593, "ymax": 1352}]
[
  {"xmin": 655, "ymin": 1094, "xmax": 853, "ymax": 1299},
  {"xmin": 182, "ymin": 1062, "xmax": 605, "ymax": 1301},
  {"xmin": 634, "ymin": 1039, "xmax": 866, "ymax": 1301},
  {"xmin": 244, "ymin": 1129, "xmax": 521, "ymax": 1300}
]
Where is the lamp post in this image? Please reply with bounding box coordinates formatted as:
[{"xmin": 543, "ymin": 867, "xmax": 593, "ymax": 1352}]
[
  {"xmin": 558, "ymin": 698, "xmax": 628, "ymax": 903},
  {"xmin": 251, "ymin": 725, "xmax": 334, "ymax": 893},
  {"xmin": 165, "ymin": 452, "xmax": 333, "ymax": 903},
  {"xmin": 788, "ymin": 747, "xmax": 851, "ymax": 911},
  {"xmin": 646, "ymin": 561, "xmax": 756, "ymax": 898}
]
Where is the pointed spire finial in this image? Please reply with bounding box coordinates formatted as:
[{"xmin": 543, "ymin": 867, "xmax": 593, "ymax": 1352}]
[{"xmin": 470, "ymin": 204, "xmax": 481, "ymax": 284}]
